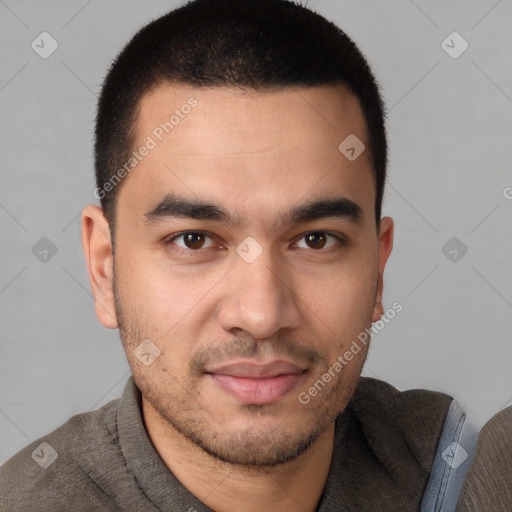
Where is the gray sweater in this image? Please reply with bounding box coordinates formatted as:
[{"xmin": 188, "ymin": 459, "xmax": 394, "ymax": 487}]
[{"xmin": 0, "ymin": 376, "xmax": 452, "ymax": 511}]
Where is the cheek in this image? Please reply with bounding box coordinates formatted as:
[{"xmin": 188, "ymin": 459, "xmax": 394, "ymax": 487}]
[
  {"xmin": 114, "ymin": 250, "xmax": 174, "ymax": 341},
  {"xmin": 300, "ymin": 254, "xmax": 378, "ymax": 321},
  {"xmin": 115, "ymin": 247, "xmax": 184, "ymax": 311},
  {"xmin": 306, "ymin": 278, "xmax": 376, "ymax": 350},
  {"xmin": 294, "ymin": 256, "xmax": 378, "ymax": 364},
  {"xmin": 114, "ymin": 248, "xmax": 224, "ymax": 356}
]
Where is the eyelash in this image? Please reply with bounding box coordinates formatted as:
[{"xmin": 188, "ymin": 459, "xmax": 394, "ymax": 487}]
[{"xmin": 164, "ymin": 230, "xmax": 347, "ymax": 253}]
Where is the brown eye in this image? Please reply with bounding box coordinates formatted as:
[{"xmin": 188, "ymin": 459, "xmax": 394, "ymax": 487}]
[
  {"xmin": 305, "ymin": 232, "xmax": 327, "ymax": 249},
  {"xmin": 168, "ymin": 231, "xmax": 215, "ymax": 251},
  {"xmin": 183, "ymin": 233, "xmax": 206, "ymax": 249},
  {"xmin": 296, "ymin": 232, "xmax": 341, "ymax": 250}
]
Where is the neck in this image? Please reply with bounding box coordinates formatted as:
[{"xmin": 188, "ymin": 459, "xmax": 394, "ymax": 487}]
[{"xmin": 142, "ymin": 397, "xmax": 335, "ymax": 512}]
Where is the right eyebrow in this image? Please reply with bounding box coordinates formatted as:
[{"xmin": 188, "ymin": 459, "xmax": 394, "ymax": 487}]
[{"xmin": 142, "ymin": 193, "xmax": 238, "ymax": 226}]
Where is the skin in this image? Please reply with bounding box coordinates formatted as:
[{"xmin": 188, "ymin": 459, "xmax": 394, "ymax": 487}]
[{"xmin": 82, "ymin": 83, "xmax": 393, "ymax": 512}]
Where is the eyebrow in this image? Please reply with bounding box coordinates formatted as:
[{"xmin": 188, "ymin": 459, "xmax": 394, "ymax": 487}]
[{"xmin": 142, "ymin": 192, "xmax": 363, "ymax": 228}]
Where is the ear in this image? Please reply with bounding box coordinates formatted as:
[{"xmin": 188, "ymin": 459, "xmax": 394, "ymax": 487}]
[
  {"xmin": 81, "ymin": 204, "xmax": 118, "ymax": 329},
  {"xmin": 372, "ymin": 216, "xmax": 394, "ymax": 322}
]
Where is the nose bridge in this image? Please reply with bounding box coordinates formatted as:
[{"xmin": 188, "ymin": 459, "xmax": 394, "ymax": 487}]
[
  {"xmin": 218, "ymin": 240, "xmax": 301, "ymax": 338},
  {"xmin": 238, "ymin": 246, "xmax": 281, "ymax": 299}
]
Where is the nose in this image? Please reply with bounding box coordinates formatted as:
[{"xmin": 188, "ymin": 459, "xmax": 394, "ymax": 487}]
[{"xmin": 217, "ymin": 244, "xmax": 301, "ymax": 340}]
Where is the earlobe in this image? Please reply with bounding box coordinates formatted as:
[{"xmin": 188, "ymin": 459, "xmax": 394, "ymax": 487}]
[
  {"xmin": 372, "ymin": 216, "xmax": 394, "ymax": 323},
  {"xmin": 81, "ymin": 204, "xmax": 118, "ymax": 329}
]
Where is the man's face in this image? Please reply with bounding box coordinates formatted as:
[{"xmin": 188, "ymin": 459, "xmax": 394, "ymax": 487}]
[{"xmin": 97, "ymin": 84, "xmax": 392, "ymax": 466}]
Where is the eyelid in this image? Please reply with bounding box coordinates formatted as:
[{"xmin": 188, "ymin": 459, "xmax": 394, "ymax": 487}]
[
  {"xmin": 293, "ymin": 231, "xmax": 347, "ymax": 249},
  {"xmin": 164, "ymin": 230, "xmax": 217, "ymax": 248}
]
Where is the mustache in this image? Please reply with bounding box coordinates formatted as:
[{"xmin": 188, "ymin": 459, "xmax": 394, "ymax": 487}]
[{"xmin": 189, "ymin": 335, "xmax": 325, "ymax": 375}]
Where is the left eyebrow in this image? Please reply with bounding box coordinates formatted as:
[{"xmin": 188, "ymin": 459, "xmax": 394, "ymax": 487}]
[
  {"xmin": 283, "ymin": 196, "xmax": 363, "ymax": 226},
  {"xmin": 141, "ymin": 193, "xmax": 363, "ymax": 228}
]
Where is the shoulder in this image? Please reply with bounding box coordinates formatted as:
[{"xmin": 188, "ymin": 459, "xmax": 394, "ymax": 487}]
[
  {"xmin": 325, "ymin": 378, "xmax": 456, "ymax": 510},
  {"xmin": 353, "ymin": 376, "xmax": 454, "ymax": 424},
  {"xmin": 349, "ymin": 377, "xmax": 454, "ymax": 469},
  {"xmin": 0, "ymin": 397, "xmax": 121, "ymax": 511},
  {"xmin": 457, "ymin": 406, "xmax": 512, "ymax": 511}
]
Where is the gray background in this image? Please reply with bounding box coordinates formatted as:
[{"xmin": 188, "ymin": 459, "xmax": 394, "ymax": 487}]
[{"xmin": 1, "ymin": 0, "xmax": 511, "ymax": 465}]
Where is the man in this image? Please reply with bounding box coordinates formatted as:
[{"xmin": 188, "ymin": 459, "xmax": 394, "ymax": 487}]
[{"xmin": 0, "ymin": 1, "xmax": 473, "ymax": 510}]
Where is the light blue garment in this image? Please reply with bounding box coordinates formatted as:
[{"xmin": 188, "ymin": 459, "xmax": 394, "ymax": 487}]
[{"xmin": 421, "ymin": 400, "xmax": 479, "ymax": 512}]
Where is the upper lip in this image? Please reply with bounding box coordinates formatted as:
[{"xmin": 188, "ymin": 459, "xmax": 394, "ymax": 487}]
[{"xmin": 205, "ymin": 360, "xmax": 306, "ymax": 378}]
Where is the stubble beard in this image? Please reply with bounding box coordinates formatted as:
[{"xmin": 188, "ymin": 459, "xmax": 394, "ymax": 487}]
[{"xmin": 113, "ymin": 281, "xmax": 364, "ymax": 469}]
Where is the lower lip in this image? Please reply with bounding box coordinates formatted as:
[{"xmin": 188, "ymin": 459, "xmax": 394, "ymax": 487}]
[{"xmin": 209, "ymin": 373, "xmax": 304, "ymax": 405}]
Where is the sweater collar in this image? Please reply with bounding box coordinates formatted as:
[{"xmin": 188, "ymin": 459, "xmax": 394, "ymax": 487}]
[{"xmin": 117, "ymin": 376, "xmax": 214, "ymax": 511}]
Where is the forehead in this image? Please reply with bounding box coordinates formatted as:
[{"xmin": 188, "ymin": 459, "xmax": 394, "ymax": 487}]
[
  {"xmin": 118, "ymin": 83, "xmax": 374, "ymax": 228},
  {"xmin": 135, "ymin": 83, "xmax": 368, "ymax": 155}
]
